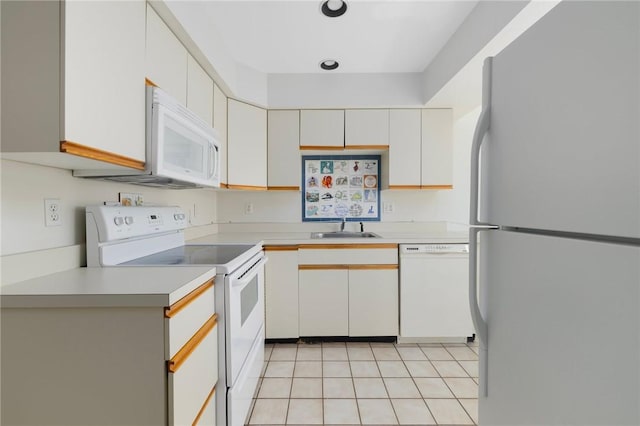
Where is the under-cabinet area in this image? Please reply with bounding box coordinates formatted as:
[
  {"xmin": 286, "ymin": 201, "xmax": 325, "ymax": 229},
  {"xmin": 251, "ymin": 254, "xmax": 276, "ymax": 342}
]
[{"xmin": 0, "ymin": 268, "xmax": 219, "ymax": 426}]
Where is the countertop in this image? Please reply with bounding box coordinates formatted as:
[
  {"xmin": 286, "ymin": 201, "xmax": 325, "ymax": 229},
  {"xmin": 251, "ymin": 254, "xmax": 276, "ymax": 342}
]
[
  {"xmin": 0, "ymin": 266, "xmax": 217, "ymax": 308},
  {"xmin": 189, "ymin": 230, "xmax": 469, "ymax": 246}
]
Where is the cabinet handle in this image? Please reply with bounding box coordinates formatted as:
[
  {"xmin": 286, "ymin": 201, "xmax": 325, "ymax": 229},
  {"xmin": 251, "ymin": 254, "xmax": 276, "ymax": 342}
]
[
  {"xmin": 298, "ymin": 264, "xmax": 398, "ymax": 270},
  {"xmin": 192, "ymin": 385, "xmax": 216, "ymax": 426},
  {"xmin": 165, "ymin": 279, "xmax": 215, "ymax": 318},
  {"xmin": 298, "ymin": 243, "xmax": 398, "ymax": 249},
  {"xmin": 60, "ymin": 140, "xmax": 145, "ymax": 170},
  {"xmin": 168, "ymin": 314, "xmax": 217, "ymax": 373}
]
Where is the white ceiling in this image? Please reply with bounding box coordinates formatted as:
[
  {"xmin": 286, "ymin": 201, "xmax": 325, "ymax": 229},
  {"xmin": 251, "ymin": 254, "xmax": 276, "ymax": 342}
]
[{"xmin": 195, "ymin": 0, "xmax": 478, "ymax": 74}]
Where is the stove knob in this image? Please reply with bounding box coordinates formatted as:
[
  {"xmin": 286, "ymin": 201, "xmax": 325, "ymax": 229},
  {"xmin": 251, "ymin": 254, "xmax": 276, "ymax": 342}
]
[
  {"xmin": 124, "ymin": 216, "xmax": 134, "ymax": 225},
  {"xmin": 113, "ymin": 217, "xmax": 124, "ymax": 226}
]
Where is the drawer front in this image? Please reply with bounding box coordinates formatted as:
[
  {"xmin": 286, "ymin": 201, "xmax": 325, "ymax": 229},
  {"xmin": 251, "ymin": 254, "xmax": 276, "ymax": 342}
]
[
  {"xmin": 169, "ymin": 323, "xmax": 218, "ymax": 426},
  {"xmin": 298, "ymin": 247, "xmax": 398, "ymax": 265},
  {"xmin": 167, "ymin": 281, "xmax": 215, "ymax": 359}
]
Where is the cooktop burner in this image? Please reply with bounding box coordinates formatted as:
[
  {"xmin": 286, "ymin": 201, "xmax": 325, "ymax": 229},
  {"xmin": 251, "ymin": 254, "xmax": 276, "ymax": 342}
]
[{"xmin": 119, "ymin": 244, "xmax": 257, "ymax": 266}]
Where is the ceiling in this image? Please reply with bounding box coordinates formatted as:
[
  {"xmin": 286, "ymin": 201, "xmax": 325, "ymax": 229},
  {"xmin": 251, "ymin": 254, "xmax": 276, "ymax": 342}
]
[{"xmin": 193, "ymin": 0, "xmax": 478, "ymax": 74}]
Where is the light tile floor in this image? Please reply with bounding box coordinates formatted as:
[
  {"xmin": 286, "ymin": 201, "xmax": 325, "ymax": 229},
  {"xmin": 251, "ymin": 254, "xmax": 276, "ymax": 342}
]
[{"xmin": 246, "ymin": 341, "xmax": 479, "ymax": 425}]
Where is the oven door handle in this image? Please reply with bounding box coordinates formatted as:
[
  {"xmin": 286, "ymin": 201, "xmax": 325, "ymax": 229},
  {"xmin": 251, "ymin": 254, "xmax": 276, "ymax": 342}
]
[{"xmin": 231, "ymin": 256, "xmax": 268, "ymax": 288}]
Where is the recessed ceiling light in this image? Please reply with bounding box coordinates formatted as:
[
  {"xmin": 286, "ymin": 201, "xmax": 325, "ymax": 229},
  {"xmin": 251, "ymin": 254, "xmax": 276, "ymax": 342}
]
[
  {"xmin": 320, "ymin": 60, "xmax": 339, "ymax": 70},
  {"xmin": 321, "ymin": 0, "xmax": 347, "ymax": 18}
]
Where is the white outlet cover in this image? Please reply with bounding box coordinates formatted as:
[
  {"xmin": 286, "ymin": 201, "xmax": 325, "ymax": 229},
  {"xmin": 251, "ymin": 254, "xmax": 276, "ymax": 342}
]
[{"xmin": 44, "ymin": 198, "xmax": 62, "ymax": 227}]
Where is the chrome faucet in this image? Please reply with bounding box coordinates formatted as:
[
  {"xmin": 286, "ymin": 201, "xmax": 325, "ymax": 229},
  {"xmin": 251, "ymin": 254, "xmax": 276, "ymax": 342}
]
[
  {"xmin": 359, "ymin": 222, "xmax": 364, "ymax": 232},
  {"xmin": 340, "ymin": 217, "xmax": 346, "ymax": 232}
]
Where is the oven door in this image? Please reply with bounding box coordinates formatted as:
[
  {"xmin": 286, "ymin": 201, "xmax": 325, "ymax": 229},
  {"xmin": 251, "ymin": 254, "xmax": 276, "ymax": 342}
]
[{"xmin": 225, "ymin": 253, "xmax": 266, "ymax": 384}]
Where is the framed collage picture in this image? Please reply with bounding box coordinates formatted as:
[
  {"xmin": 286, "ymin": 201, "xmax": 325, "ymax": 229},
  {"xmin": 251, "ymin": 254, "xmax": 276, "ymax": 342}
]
[{"xmin": 301, "ymin": 155, "xmax": 381, "ymax": 222}]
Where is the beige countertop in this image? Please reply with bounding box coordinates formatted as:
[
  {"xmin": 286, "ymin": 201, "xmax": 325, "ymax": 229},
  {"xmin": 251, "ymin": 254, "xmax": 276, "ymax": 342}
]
[
  {"xmin": 0, "ymin": 266, "xmax": 217, "ymax": 308},
  {"xmin": 188, "ymin": 230, "xmax": 469, "ymax": 246}
]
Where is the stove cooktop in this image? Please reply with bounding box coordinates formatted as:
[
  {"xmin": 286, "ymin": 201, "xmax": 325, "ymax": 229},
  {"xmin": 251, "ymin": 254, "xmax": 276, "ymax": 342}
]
[{"xmin": 119, "ymin": 244, "xmax": 258, "ymax": 268}]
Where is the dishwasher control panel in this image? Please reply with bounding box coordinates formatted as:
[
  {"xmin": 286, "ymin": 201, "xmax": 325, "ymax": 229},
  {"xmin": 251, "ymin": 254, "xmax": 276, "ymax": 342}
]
[{"xmin": 400, "ymin": 244, "xmax": 469, "ymax": 254}]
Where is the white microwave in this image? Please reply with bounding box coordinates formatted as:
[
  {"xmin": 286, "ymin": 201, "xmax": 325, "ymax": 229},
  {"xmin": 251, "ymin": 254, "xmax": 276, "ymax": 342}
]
[{"xmin": 74, "ymin": 86, "xmax": 220, "ymax": 189}]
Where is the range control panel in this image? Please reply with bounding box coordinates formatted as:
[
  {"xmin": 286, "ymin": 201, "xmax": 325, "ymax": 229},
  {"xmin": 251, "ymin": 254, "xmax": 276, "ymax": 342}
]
[{"xmin": 86, "ymin": 205, "xmax": 187, "ymax": 242}]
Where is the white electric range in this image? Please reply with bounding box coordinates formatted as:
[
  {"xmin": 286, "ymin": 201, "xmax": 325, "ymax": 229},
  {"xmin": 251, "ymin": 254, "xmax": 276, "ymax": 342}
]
[{"xmin": 86, "ymin": 205, "xmax": 265, "ymax": 426}]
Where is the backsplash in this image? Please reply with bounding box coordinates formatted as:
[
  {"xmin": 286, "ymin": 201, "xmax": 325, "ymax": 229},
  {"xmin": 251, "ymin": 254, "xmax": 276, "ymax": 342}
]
[{"xmin": 0, "ymin": 159, "xmax": 218, "ymax": 267}]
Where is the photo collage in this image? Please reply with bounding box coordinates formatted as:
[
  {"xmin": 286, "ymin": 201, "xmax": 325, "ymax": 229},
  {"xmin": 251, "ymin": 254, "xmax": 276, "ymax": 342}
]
[{"xmin": 302, "ymin": 155, "xmax": 380, "ymax": 221}]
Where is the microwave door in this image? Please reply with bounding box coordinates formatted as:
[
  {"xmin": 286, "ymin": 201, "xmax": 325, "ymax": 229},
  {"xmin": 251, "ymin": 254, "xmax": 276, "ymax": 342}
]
[
  {"xmin": 154, "ymin": 105, "xmax": 210, "ymax": 183},
  {"xmin": 208, "ymin": 142, "xmax": 220, "ymax": 185}
]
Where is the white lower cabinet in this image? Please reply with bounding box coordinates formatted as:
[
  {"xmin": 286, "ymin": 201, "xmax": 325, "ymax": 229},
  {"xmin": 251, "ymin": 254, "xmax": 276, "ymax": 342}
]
[
  {"xmin": 296, "ymin": 245, "xmax": 399, "ymax": 338},
  {"xmin": 264, "ymin": 247, "xmax": 300, "ymax": 339},
  {"xmin": 0, "ymin": 277, "xmax": 218, "ymax": 426},
  {"xmin": 349, "ymin": 269, "xmax": 399, "ymax": 336},
  {"xmin": 299, "ymin": 269, "xmax": 349, "ymax": 336}
]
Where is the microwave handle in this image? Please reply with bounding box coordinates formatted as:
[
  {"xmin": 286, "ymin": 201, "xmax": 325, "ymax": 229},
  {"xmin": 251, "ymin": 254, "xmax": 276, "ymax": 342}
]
[{"xmin": 208, "ymin": 142, "xmax": 218, "ymax": 179}]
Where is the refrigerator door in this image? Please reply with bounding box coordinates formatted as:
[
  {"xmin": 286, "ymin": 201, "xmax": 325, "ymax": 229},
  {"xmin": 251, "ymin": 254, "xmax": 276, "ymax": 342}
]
[
  {"xmin": 479, "ymin": 230, "xmax": 639, "ymax": 425},
  {"xmin": 478, "ymin": 1, "xmax": 639, "ymax": 239}
]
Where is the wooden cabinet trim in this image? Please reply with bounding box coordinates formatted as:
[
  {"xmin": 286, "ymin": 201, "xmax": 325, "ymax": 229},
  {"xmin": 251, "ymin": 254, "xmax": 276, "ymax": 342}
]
[
  {"xmin": 192, "ymin": 385, "xmax": 216, "ymax": 426},
  {"xmin": 165, "ymin": 279, "xmax": 214, "ymax": 318},
  {"xmin": 145, "ymin": 78, "xmax": 158, "ymax": 87},
  {"xmin": 299, "ymin": 264, "xmax": 397, "ymax": 270},
  {"xmin": 60, "ymin": 141, "xmax": 146, "ymax": 170},
  {"xmin": 226, "ymin": 184, "xmax": 268, "ymax": 191},
  {"xmin": 298, "ymin": 243, "xmax": 398, "ymax": 250},
  {"xmin": 264, "ymin": 245, "xmax": 299, "ymax": 252},
  {"xmin": 299, "ymin": 145, "xmax": 345, "ymax": 151},
  {"xmin": 348, "ymin": 264, "xmax": 398, "ymax": 270},
  {"xmin": 267, "ymin": 186, "xmax": 300, "ymax": 191},
  {"xmin": 168, "ymin": 314, "xmax": 217, "ymax": 373},
  {"xmin": 299, "ymin": 264, "xmax": 349, "ymax": 270},
  {"xmin": 422, "ymin": 185, "xmax": 454, "ymax": 190},
  {"xmin": 388, "ymin": 185, "xmax": 422, "ymax": 190},
  {"xmin": 343, "ymin": 145, "xmax": 389, "ymax": 150}
]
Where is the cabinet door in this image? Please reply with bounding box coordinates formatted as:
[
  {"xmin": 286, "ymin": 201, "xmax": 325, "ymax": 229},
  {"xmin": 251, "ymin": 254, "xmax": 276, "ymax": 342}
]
[
  {"xmin": 64, "ymin": 0, "xmax": 146, "ymax": 161},
  {"xmin": 187, "ymin": 55, "xmax": 214, "ymax": 126},
  {"xmin": 345, "ymin": 109, "xmax": 389, "ymax": 148},
  {"xmin": 265, "ymin": 248, "xmax": 299, "ymax": 339},
  {"xmin": 349, "ymin": 269, "xmax": 399, "ymax": 336},
  {"xmin": 300, "ymin": 110, "xmax": 344, "ymax": 148},
  {"xmin": 145, "ymin": 4, "xmax": 187, "ymax": 105},
  {"xmin": 299, "ymin": 269, "xmax": 348, "ymax": 336},
  {"xmin": 268, "ymin": 110, "xmax": 301, "ymax": 190},
  {"xmin": 421, "ymin": 109, "xmax": 453, "ymax": 188},
  {"xmin": 389, "ymin": 109, "xmax": 422, "ymax": 188},
  {"xmin": 213, "ymin": 84, "xmax": 228, "ymax": 186},
  {"xmin": 227, "ymin": 99, "xmax": 267, "ymax": 189}
]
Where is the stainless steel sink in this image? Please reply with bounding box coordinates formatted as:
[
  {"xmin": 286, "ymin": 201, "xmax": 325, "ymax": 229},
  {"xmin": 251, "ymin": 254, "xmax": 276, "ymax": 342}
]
[{"xmin": 310, "ymin": 231, "xmax": 381, "ymax": 239}]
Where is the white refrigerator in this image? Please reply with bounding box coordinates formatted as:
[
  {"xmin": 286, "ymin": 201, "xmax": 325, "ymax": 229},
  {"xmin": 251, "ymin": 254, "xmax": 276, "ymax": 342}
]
[{"xmin": 469, "ymin": 1, "xmax": 639, "ymax": 425}]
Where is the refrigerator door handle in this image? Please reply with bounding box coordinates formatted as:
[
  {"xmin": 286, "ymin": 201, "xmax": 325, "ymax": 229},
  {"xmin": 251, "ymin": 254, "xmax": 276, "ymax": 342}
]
[
  {"xmin": 470, "ymin": 57, "xmax": 493, "ymax": 227},
  {"xmin": 469, "ymin": 227, "xmax": 489, "ymax": 397},
  {"xmin": 469, "ymin": 57, "xmax": 495, "ymax": 397}
]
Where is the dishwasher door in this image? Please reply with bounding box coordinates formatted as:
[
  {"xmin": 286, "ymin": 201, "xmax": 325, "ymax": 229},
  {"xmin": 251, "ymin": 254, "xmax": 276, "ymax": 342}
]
[{"xmin": 399, "ymin": 244, "xmax": 474, "ymax": 343}]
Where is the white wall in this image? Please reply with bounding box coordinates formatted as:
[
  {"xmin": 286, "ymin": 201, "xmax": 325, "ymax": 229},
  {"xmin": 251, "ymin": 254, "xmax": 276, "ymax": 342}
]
[
  {"xmin": 217, "ymin": 107, "xmax": 481, "ymax": 224},
  {"xmin": 0, "ymin": 159, "xmax": 218, "ymax": 257}
]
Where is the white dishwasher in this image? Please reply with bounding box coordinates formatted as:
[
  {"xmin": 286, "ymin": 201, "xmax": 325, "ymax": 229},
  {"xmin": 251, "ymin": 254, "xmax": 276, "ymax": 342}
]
[{"xmin": 399, "ymin": 244, "xmax": 475, "ymax": 343}]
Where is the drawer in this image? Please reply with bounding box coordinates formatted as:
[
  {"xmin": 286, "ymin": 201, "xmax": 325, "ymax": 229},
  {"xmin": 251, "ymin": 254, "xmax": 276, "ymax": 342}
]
[
  {"xmin": 169, "ymin": 318, "xmax": 218, "ymax": 426},
  {"xmin": 298, "ymin": 246, "xmax": 398, "ymax": 265},
  {"xmin": 166, "ymin": 279, "xmax": 215, "ymax": 359}
]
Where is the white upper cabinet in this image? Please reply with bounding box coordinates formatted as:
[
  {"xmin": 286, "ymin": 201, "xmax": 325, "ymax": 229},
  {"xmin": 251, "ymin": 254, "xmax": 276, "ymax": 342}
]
[
  {"xmin": 389, "ymin": 109, "xmax": 422, "ymax": 188},
  {"xmin": 268, "ymin": 110, "xmax": 301, "ymax": 190},
  {"xmin": 421, "ymin": 109, "xmax": 453, "ymax": 188},
  {"xmin": 1, "ymin": 0, "xmax": 146, "ymax": 169},
  {"xmin": 345, "ymin": 109, "xmax": 389, "ymax": 148},
  {"xmin": 186, "ymin": 55, "xmax": 214, "ymax": 126},
  {"xmin": 300, "ymin": 110, "xmax": 345, "ymax": 148},
  {"xmin": 145, "ymin": 5, "xmax": 187, "ymax": 105},
  {"xmin": 227, "ymin": 99, "xmax": 267, "ymax": 189},
  {"xmin": 213, "ymin": 84, "xmax": 228, "ymax": 186}
]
